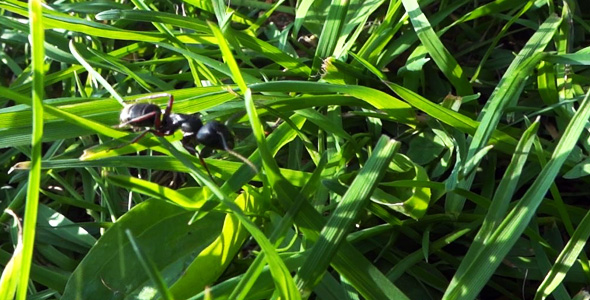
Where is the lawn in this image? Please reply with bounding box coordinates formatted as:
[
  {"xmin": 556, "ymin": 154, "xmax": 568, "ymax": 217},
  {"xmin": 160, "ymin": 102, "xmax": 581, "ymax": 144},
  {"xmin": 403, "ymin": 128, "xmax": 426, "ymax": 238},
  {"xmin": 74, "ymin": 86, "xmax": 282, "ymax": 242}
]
[{"xmin": 1, "ymin": 0, "xmax": 590, "ymax": 299}]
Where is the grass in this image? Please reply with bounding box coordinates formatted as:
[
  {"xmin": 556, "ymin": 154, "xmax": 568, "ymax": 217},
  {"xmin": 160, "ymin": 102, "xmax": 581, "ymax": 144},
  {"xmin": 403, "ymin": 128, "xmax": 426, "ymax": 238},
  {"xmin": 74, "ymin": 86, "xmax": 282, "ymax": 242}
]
[{"xmin": 1, "ymin": 0, "xmax": 590, "ymax": 299}]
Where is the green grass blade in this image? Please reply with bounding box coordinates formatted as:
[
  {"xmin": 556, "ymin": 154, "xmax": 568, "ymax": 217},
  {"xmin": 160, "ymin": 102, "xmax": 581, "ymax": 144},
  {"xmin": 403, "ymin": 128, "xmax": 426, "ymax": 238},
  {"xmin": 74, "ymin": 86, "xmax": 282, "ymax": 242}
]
[
  {"xmin": 18, "ymin": 1, "xmax": 44, "ymax": 299},
  {"xmin": 401, "ymin": 0, "xmax": 473, "ymax": 95},
  {"xmin": 469, "ymin": 0, "xmax": 535, "ymax": 82},
  {"xmin": 448, "ymin": 14, "xmax": 561, "ymax": 213},
  {"xmin": 295, "ymin": 136, "xmax": 399, "ymax": 297},
  {"xmin": 535, "ymin": 208, "xmax": 590, "ymax": 299},
  {"xmin": 107, "ymin": 174, "xmax": 208, "ymax": 209},
  {"xmin": 466, "ymin": 14, "xmax": 560, "ymax": 157},
  {"xmin": 230, "ymin": 155, "xmax": 328, "ymax": 299},
  {"xmin": 157, "ymin": 135, "xmax": 300, "ymax": 300},
  {"xmin": 169, "ymin": 191, "xmax": 262, "ymax": 299},
  {"xmin": 68, "ymin": 40, "xmax": 125, "ymax": 106},
  {"xmin": 312, "ymin": 0, "xmax": 349, "ymax": 72},
  {"xmin": 442, "ymin": 87, "xmax": 590, "ymax": 300},
  {"xmin": 0, "ymin": 210, "xmax": 23, "ymax": 299},
  {"xmin": 446, "ymin": 118, "xmax": 540, "ymax": 293},
  {"xmin": 208, "ymin": 21, "xmax": 247, "ymax": 92}
]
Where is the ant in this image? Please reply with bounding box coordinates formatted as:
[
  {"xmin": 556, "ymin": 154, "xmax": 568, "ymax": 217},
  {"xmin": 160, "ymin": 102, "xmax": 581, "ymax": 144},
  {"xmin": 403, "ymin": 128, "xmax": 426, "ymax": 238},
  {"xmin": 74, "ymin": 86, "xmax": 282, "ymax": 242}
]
[{"xmin": 117, "ymin": 93, "xmax": 254, "ymax": 180}]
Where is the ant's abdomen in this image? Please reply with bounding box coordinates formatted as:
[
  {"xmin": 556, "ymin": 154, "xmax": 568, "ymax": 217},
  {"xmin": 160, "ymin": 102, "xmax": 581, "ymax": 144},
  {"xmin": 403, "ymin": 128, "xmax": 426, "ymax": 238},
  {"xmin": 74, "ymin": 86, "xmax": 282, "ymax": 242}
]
[{"xmin": 120, "ymin": 103, "xmax": 161, "ymax": 127}]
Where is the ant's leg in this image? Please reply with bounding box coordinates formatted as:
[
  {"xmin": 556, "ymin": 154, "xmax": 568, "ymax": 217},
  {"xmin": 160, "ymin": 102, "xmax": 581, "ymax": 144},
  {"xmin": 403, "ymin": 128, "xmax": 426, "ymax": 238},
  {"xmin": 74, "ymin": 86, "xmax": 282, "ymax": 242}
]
[
  {"xmin": 117, "ymin": 111, "xmax": 158, "ymax": 128},
  {"xmin": 181, "ymin": 136, "xmax": 216, "ymax": 183},
  {"xmin": 218, "ymin": 132, "xmax": 259, "ymax": 173},
  {"xmin": 195, "ymin": 149, "xmax": 217, "ymax": 183},
  {"xmin": 111, "ymin": 129, "xmax": 157, "ymax": 150},
  {"xmin": 162, "ymin": 94, "xmax": 174, "ymax": 120}
]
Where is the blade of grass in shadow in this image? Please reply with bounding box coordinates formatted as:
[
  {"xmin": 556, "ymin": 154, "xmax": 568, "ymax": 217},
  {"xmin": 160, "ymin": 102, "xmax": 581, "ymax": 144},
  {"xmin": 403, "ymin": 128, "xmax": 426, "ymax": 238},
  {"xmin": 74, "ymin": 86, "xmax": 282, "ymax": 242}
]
[
  {"xmin": 442, "ymin": 86, "xmax": 590, "ymax": 300},
  {"xmin": 295, "ymin": 136, "xmax": 399, "ymax": 298},
  {"xmin": 18, "ymin": 1, "xmax": 44, "ymax": 299},
  {"xmin": 94, "ymin": 9, "xmax": 311, "ymax": 76},
  {"xmin": 130, "ymin": 0, "xmax": 209, "ymax": 87},
  {"xmin": 470, "ymin": 0, "xmax": 535, "ymax": 82},
  {"xmin": 401, "ymin": 0, "xmax": 473, "ymax": 96}
]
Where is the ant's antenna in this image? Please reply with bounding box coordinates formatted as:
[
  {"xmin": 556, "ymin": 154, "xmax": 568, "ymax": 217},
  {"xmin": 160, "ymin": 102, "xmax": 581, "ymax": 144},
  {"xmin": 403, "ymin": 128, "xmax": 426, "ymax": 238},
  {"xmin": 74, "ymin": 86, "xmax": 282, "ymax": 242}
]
[{"xmin": 219, "ymin": 133, "xmax": 258, "ymax": 173}]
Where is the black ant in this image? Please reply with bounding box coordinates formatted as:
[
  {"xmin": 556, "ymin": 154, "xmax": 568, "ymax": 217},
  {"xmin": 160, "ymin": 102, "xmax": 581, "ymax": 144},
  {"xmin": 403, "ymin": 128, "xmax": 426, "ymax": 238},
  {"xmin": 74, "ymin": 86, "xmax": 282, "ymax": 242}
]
[{"xmin": 117, "ymin": 93, "xmax": 255, "ymax": 180}]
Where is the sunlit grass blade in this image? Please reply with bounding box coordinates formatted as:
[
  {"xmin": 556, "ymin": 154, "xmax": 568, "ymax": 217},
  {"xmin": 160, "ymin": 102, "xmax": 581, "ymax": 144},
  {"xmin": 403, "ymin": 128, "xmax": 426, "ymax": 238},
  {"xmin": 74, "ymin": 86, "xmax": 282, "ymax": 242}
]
[
  {"xmin": 230, "ymin": 155, "xmax": 328, "ymax": 299},
  {"xmin": 448, "ymin": 14, "xmax": 561, "ymax": 213},
  {"xmin": 295, "ymin": 136, "xmax": 399, "ymax": 297},
  {"xmin": 466, "ymin": 14, "xmax": 561, "ymax": 158},
  {"xmin": 447, "ymin": 118, "xmax": 540, "ymax": 293},
  {"xmin": 69, "ymin": 40, "xmax": 125, "ymax": 106},
  {"xmin": 311, "ymin": 0, "xmax": 348, "ymax": 72},
  {"xmin": 169, "ymin": 191, "xmax": 262, "ymax": 299},
  {"xmin": 107, "ymin": 174, "xmax": 208, "ymax": 209},
  {"xmin": 18, "ymin": 1, "xmax": 44, "ymax": 299},
  {"xmin": 209, "ymin": 21, "xmax": 247, "ymax": 92},
  {"xmin": 401, "ymin": 0, "xmax": 473, "ymax": 96},
  {"xmin": 535, "ymin": 209, "xmax": 590, "ymax": 299},
  {"xmin": 0, "ymin": 210, "xmax": 23, "ymax": 299},
  {"xmin": 157, "ymin": 135, "xmax": 300, "ymax": 300},
  {"xmin": 443, "ymin": 87, "xmax": 590, "ymax": 300}
]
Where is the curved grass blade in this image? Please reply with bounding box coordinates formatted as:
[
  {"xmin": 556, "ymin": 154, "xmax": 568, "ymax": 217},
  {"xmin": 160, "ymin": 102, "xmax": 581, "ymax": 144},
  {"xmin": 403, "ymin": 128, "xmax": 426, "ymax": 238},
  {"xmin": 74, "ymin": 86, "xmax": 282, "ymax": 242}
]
[{"xmin": 0, "ymin": 210, "xmax": 23, "ymax": 299}]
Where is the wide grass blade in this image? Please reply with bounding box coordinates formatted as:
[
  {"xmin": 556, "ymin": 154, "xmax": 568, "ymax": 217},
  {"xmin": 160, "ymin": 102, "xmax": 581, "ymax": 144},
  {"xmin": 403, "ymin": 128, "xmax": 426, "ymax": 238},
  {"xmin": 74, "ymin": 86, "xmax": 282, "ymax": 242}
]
[{"xmin": 125, "ymin": 230, "xmax": 174, "ymax": 300}]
